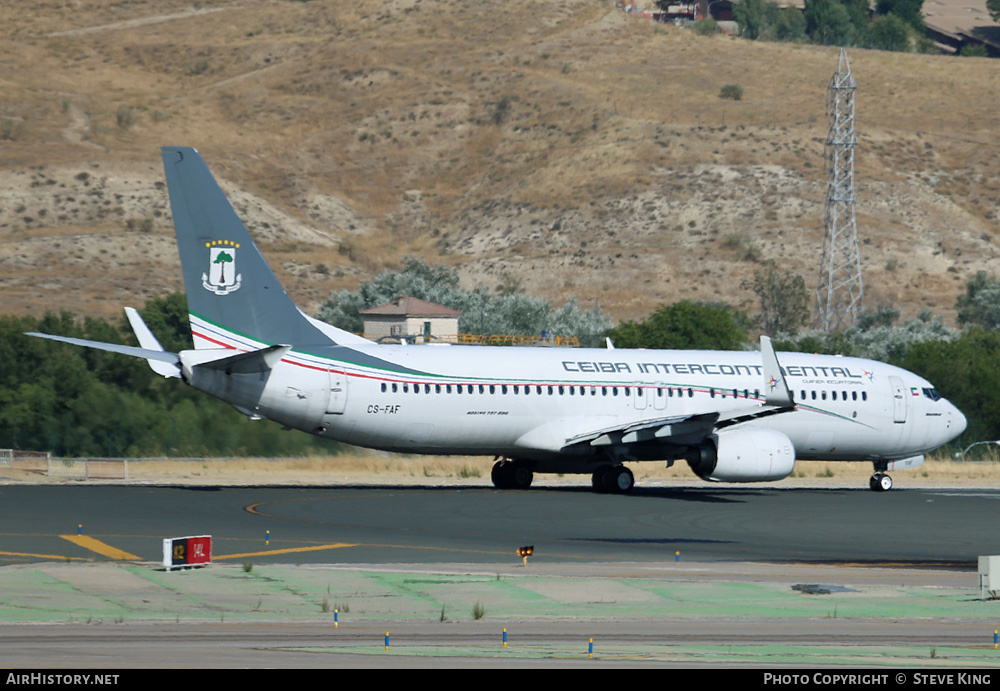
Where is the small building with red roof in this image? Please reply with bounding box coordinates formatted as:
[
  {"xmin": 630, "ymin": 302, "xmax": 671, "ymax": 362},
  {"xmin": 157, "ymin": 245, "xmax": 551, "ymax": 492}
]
[{"xmin": 359, "ymin": 296, "xmax": 462, "ymax": 343}]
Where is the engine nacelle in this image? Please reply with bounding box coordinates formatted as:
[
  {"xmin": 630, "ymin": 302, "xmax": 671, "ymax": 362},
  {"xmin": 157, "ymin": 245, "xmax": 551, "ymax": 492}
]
[{"xmin": 688, "ymin": 428, "xmax": 796, "ymax": 483}]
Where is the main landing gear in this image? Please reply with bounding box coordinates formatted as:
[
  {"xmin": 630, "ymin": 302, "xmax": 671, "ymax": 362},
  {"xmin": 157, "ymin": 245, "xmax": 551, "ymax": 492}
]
[
  {"xmin": 491, "ymin": 458, "xmax": 533, "ymax": 490},
  {"xmin": 869, "ymin": 472, "xmax": 893, "ymax": 492},
  {"xmin": 592, "ymin": 465, "xmax": 634, "ymax": 494}
]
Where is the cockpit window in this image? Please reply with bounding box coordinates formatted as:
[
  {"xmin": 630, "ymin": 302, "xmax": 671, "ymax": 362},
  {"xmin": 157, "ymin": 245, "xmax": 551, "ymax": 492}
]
[{"xmin": 922, "ymin": 387, "xmax": 942, "ymax": 402}]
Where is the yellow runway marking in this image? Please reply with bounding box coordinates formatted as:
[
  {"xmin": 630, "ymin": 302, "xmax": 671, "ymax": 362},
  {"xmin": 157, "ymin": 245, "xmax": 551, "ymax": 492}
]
[
  {"xmin": 59, "ymin": 535, "xmax": 140, "ymax": 560},
  {"xmin": 215, "ymin": 543, "xmax": 358, "ymax": 560},
  {"xmin": 0, "ymin": 551, "xmax": 88, "ymax": 561}
]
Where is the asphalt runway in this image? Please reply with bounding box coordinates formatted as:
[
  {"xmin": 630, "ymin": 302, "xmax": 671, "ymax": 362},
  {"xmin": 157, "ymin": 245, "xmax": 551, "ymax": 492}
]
[
  {"xmin": 3, "ymin": 619, "xmax": 994, "ymax": 669},
  {"xmin": 1, "ymin": 483, "xmax": 998, "ymax": 566}
]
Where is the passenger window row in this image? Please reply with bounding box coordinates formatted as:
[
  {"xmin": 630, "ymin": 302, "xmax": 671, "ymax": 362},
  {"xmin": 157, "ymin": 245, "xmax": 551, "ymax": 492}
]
[
  {"xmin": 799, "ymin": 389, "xmax": 868, "ymax": 402},
  {"xmin": 378, "ymin": 382, "xmax": 762, "ymax": 400}
]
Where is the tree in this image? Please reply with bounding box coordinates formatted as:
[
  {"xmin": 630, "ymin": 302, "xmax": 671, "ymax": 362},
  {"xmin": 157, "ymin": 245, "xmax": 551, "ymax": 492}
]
[
  {"xmin": 136, "ymin": 292, "xmax": 193, "ymax": 354},
  {"xmin": 876, "ymin": 0, "xmax": 926, "ymax": 31},
  {"xmin": 804, "ymin": 0, "xmax": 855, "ymax": 45},
  {"xmin": 840, "ymin": 0, "xmax": 872, "ymax": 35},
  {"xmin": 960, "ymin": 44, "xmax": 989, "ymax": 57},
  {"xmin": 778, "ymin": 308, "xmax": 957, "ymax": 363},
  {"xmin": 776, "ymin": 7, "xmax": 808, "ymax": 41},
  {"xmin": 317, "ymin": 257, "xmax": 612, "ymax": 346},
  {"xmin": 866, "ymin": 14, "xmax": 912, "ymax": 51},
  {"xmin": 903, "ymin": 330, "xmax": 1000, "ymax": 444},
  {"xmin": 741, "ymin": 263, "xmax": 810, "ymax": 336},
  {"xmin": 607, "ymin": 301, "xmax": 748, "ymax": 350},
  {"xmin": 0, "ymin": 300, "xmax": 347, "ymax": 457},
  {"xmin": 989, "ymin": 0, "xmax": 1000, "ymax": 23},
  {"xmin": 956, "ymin": 271, "xmax": 1000, "ymax": 330},
  {"xmin": 318, "ymin": 257, "xmax": 465, "ymax": 334},
  {"xmin": 734, "ymin": 0, "xmax": 768, "ymax": 39}
]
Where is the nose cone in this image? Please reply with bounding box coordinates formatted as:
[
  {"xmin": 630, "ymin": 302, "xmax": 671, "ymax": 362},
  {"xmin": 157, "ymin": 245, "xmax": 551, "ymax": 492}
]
[{"xmin": 951, "ymin": 404, "xmax": 968, "ymax": 439}]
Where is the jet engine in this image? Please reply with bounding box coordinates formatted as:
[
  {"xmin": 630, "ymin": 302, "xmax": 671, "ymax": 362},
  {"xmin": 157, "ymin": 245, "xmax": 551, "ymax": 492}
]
[{"xmin": 687, "ymin": 428, "xmax": 796, "ymax": 483}]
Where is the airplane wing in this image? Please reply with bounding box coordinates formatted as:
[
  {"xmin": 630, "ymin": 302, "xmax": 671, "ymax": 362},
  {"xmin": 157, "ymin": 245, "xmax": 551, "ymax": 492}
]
[{"xmin": 564, "ymin": 413, "xmax": 716, "ymax": 448}]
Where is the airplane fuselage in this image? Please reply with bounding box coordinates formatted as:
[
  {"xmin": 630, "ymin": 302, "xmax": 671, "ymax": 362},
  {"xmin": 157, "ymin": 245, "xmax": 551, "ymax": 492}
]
[
  {"xmin": 186, "ymin": 337, "xmax": 963, "ymax": 467},
  {"xmin": 31, "ymin": 147, "xmax": 967, "ymax": 492}
]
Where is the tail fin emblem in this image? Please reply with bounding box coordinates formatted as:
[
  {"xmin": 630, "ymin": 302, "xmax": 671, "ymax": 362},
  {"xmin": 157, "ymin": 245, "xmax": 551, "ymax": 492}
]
[{"xmin": 202, "ymin": 240, "xmax": 242, "ymax": 295}]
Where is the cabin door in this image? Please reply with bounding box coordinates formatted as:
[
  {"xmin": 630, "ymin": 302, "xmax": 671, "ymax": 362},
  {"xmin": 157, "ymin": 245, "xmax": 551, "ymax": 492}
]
[
  {"xmin": 889, "ymin": 376, "xmax": 906, "ymax": 423},
  {"xmin": 327, "ymin": 370, "xmax": 348, "ymax": 415}
]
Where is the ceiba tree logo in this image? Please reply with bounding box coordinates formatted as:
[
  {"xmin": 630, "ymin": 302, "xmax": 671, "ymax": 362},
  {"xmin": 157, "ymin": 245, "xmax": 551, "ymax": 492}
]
[{"xmin": 203, "ymin": 240, "xmax": 242, "ymax": 295}]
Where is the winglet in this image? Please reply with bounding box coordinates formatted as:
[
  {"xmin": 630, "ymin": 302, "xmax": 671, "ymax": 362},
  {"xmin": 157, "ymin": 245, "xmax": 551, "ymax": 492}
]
[
  {"xmin": 124, "ymin": 307, "xmax": 181, "ymax": 378},
  {"xmin": 761, "ymin": 335, "xmax": 794, "ymax": 408}
]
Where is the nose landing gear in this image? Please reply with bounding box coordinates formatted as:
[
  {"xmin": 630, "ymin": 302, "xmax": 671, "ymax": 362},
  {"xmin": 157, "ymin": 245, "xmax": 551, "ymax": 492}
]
[{"xmin": 869, "ymin": 472, "xmax": 893, "ymax": 492}]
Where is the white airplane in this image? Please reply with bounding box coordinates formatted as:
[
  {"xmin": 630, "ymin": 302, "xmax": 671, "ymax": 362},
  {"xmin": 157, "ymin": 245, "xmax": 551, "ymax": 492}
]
[{"xmin": 28, "ymin": 147, "xmax": 967, "ymax": 493}]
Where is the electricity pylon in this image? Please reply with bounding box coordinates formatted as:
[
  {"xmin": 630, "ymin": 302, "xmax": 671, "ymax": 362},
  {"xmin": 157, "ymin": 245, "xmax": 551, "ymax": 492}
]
[{"xmin": 815, "ymin": 47, "xmax": 864, "ymax": 332}]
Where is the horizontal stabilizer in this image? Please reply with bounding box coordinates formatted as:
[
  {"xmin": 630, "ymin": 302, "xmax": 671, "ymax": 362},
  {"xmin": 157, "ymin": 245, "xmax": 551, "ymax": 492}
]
[
  {"xmin": 26, "ymin": 332, "xmax": 181, "ymax": 371},
  {"xmin": 192, "ymin": 344, "xmax": 291, "ymax": 374}
]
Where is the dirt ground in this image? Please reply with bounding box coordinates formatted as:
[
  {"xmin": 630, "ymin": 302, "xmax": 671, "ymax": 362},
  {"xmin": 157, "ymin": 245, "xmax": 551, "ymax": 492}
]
[
  {"xmin": 4, "ymin": 451, "xmax": 998, "ymax": 489},
  {"xmin": 3, "ymin": 0, "xmax": 1000, "ymax": 326}
]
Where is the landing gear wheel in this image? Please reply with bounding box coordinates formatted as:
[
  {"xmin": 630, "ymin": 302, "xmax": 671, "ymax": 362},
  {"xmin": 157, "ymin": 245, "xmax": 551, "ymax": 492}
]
[
  {"xmin": 595, "ymin": 465, "xmax": 634, "ymax": 494},
  {"xmin": 492, "ymin": 460, "xmax": 512, "ymax": 489},
  {"xmin": 491, "ymin": 460, "xmax": 533, "ymax": 490},
  {"xmin": 592, "ymin": 466, "xmax": 612, "ymax": 493},
  {"xmin": 870, "ymin": 472, "xmax": 893, "ymax": 492},
  {"xmin": 511, "ymin": 463, "xmax": 534, "ymax": 490},
  {"xmin": 608, "ymin": 466, "xmax": 635, "ymax": 494}
]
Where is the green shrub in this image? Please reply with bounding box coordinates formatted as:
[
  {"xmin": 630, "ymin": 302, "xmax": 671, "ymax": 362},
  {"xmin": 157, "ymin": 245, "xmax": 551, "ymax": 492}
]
[
  {"xmin": 719, "ymin": 83, "xmax": 744, "ymax": 101},
  {"xmin": 116, "ymin": 107, "xmax": 136, "ymax": 130},
  {"xmin": 693, "ymin": 18, "xmax": 719, "ymax": 36},
  {"xmin": 960, "ymin": 44, "xmax": 988, "ymax": 57},
  {"xmin": 1, "ymin": 118, "xmax": 27, "ymax": 141}
]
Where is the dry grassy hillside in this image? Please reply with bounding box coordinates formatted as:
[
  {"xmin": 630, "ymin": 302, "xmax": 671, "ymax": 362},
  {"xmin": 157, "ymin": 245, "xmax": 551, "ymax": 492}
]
[{"xmin": 2, "ymin": 0, "xmax": 999, "ymax": 326}]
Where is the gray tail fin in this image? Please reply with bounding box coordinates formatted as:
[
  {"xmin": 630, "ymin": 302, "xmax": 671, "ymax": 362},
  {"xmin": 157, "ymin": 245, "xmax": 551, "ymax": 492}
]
[{"xmin": 161, "ymin": 146, "xmax": 368, "ymax": 350}]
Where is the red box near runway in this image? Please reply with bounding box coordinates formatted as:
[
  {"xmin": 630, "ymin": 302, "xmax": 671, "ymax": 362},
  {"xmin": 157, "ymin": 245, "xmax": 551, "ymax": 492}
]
[{"xmin": 163, "ymin": 535, "xmax": 212, "ymax": 570}]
